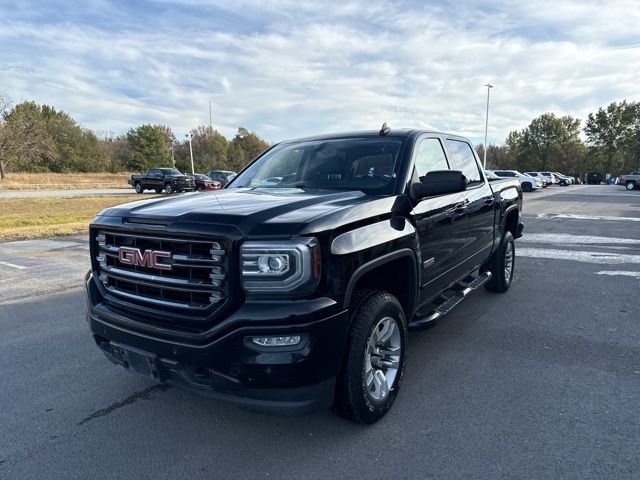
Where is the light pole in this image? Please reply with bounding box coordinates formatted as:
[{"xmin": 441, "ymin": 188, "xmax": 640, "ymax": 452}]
[
  {"xmin": 170, "ymin": 143, "xmax": 175, "ymax": 168},
  {"xmin": 185, "ymin": 133, "xmax": 194, "ymax": 174},
  {"xmin": 483, "ymin": 83, "xmax": 493, "ymax": 170}
]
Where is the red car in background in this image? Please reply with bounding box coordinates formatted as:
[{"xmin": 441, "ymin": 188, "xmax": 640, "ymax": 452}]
[{"xmin": 186, "ymin": 173, "xmax": 222, "ymax": 191}]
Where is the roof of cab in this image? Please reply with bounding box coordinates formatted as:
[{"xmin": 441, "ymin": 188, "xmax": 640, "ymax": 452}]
[{"xmin": 277, "ymin": 129, "xmax": 471, "ymax": 145}]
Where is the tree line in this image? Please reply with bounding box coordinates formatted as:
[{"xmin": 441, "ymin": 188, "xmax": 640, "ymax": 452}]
[
  {"xmin": 0, "ymin": 93, "xmax": 269, "ymax": 179},
  {"xmin": 1, "ymin": 91, "xmax": 639, "ymax": 179},
  {"xmin": 477, "ymin": 101, "xmax": 640, "ymax": 176}
]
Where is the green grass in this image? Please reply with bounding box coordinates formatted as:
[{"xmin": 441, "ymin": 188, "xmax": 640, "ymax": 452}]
[{"xmin": 0, "ymin": 195, "xmax": 151, "ymax": 242}]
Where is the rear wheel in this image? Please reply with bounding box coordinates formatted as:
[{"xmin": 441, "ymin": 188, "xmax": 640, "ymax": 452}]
[
  {"xmin": 336, "ymin": 290, "xmax": 407, "ymax": 424},
  {"xmin": 165, "ymin": 183, "xmax": 174, "ymax": 194},
  {"xmin": 626, "ymin": 181, "xmax": 636, "ymax": 191},
  {"xmin": 485, "ymin": 231, "xmax": 515, "ymax": 293},
  {"xmin": 522, "ymin": 182, "xmax": 533, "ymax": 192},
  {"xmin": 134, "ymin": 182, "xmax": 143, "ymax": 194}
]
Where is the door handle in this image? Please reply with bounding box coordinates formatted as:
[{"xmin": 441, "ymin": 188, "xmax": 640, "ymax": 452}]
[
  {"xmin": 454, "ymin": 203, "xmax": 466, "ymax": 214},
  {"xmin": 484, "ymin": 198, "xmax": 494, "ymax": 205}
]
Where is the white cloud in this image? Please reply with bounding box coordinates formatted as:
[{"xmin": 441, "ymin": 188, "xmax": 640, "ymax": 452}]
[{"xmin": 1, "ymin": 0, "xmax": 639, "ymax": 145}]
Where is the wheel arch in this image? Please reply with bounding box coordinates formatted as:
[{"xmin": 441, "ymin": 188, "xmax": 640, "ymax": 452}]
[{"xmin": 343, "ymin": 249, "xmax": 418, "ymax": 320}]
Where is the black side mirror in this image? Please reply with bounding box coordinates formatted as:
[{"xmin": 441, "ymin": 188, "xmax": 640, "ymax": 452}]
[{"xmin": 411, "ymin": 170, "xmax": 466, "ymax": 199}]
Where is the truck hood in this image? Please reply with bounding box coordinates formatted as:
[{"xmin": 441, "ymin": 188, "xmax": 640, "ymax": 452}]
[{"xmin": 95, "ymin": 188, "xmax": 394, "ymax": 236}]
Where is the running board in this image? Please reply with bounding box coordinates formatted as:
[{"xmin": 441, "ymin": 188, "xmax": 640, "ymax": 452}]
[{"xmin": 409, "ymin": 271, "xmax": 492, "ymax": 330}]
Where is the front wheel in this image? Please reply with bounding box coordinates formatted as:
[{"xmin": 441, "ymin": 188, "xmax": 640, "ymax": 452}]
[
  {"xmin": 165, "ymin": 183, "xmax": 174, "ymax": 194},
  {"xmin": 484, "ymin": 231, "xmax": 515, "ymax": 293},
  {"xmin": 522, "ymin": 182, "xmax": 533, "ymax": 192},
  {"xmin": 134, "ymin": 182, "xmax": 143, "ymax": 194},
  {"xmin": 336, "ymin": 290, "xmax": 408, "ymax": 424},
  {"xmin": 626, "ymin": 181, "xmax": 636, "ymax": 191}
]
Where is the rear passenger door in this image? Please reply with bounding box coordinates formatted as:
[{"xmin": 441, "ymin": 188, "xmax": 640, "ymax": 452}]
[
  {"xmin": 445, "ymin": 139, "xmax": 495, "ymax": 267},
  {"xmin": 410, "ymin": 136, "xmax": 468, "ymax": 304}
]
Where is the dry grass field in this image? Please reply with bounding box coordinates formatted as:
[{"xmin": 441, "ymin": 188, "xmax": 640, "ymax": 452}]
[
  {"xmin": 0, "ymin": 195, "xmax": 154, "ymax": 242},
  {"xmin": 0, "ymin": 172, "xmax": 132, "ymax": 190}
]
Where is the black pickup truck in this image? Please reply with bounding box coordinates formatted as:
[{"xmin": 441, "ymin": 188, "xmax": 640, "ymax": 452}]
[
  {"xmin": 87, "ymin": 128, "xmax": 523, "ymax": 423},
  {"xmin": 127, "ymin": 168, "xmax": 196, "ymax": 194}
]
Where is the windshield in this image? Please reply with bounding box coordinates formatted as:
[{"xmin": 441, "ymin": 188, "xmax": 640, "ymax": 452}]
[
  {"xmin": 159, "ymin": 168, "xmax": 182, "ymax": 175},
  {"xmin": 229, "ymin": 137, "xmax": 404, "ymax": 193}
]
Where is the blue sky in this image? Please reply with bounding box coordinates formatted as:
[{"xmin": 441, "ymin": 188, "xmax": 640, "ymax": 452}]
[{"xmin": 1, "ymin": 0, "xmax": 639, "ymax": 145}]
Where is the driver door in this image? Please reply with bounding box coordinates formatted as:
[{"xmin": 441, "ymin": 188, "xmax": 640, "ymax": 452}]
[{"xmin": 410, "ymin": 136, "xmax": 467, "ymax": 305}]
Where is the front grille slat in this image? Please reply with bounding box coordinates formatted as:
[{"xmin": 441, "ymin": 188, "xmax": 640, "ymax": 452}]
[
  {"xmin": 94, "ymin": 230, "xmax": 228, "ymax": 322},
  {"xmin": 102, "ymin": 266, "xmax": 221, "ymax": 290}
]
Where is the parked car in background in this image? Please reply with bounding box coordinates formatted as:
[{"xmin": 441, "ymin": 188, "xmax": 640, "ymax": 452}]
[
  {"xmin": 586, "ymin": 172, "xmax": 604, "ymax": 185},
  {"xmin": 619, "ymin": 171, "xmax": 640, "ymax": 190},
  {"xmin": 525, "ymin": 171, "xmax": 558, "ymax": 185},
  {"xmin": 186, "ymin": 173, "xmax": 222, "ymax": 191},
  {"xmin": 552, "ymin": 172, "xmax": 573, "ymax": 186},
  {"xmin": 128, "ymin": 168, "xmax": 196, "ymax": 194},
  {"xmin": 489, "ymin": 170, "xmax": 541, "ymax": 192},
  {"xmin": 206, "ymin": 170, "xmax": 237, "ymax": 187}
]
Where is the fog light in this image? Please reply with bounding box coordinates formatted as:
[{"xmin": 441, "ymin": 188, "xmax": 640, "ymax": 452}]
[{"xmin": 251, "ymin": 335, "xmax": 301, "ymax": 347}]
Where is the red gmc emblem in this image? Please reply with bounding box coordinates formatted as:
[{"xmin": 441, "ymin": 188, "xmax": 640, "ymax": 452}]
[{"xmin": 117, "ymin": 246, "xmax": 172, "ymax": 270}]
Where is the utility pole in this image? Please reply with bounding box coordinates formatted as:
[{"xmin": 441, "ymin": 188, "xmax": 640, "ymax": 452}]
[
  {"xmin": 483, "ymin": 83, "xmax": 493, "ymax": 170},
  {"xmin": 185, "ymin": 133, "xmax": 194, "ymax": 174},
  {"xmin": 170, "ymin": 144, "xmax": 175, "ymax": 168}
]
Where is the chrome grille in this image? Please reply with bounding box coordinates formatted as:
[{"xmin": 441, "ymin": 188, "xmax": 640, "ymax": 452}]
[{"xmin": 94, "ymin": 230, "xmax": 227, "ymax": 312}]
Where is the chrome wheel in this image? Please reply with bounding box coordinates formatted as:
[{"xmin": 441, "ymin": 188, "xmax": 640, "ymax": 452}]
[
  {"xmin": 504, "ymin": 241, "xmax": 514, "ymax": 282},
  {"xmin": 364, "ymin": 316, "xmax": 401, "ymax": 402}
]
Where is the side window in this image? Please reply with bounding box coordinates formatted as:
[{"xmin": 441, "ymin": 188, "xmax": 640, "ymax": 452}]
[
  {"xmin": 414, "ymin": 138, "xmax": 449, "ymax": 179},
  {"xmin": 446, "ymin": 140, "xmax": 483, "ymax": 185}
]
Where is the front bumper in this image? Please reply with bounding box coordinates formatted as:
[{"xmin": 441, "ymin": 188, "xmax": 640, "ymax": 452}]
[{"xmin": 85, "ymin": 273, "xmax": 348, "ymax": 415}]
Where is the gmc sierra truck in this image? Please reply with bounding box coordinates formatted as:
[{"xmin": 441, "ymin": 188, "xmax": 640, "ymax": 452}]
[
  {"xmin": 87, "ymin": 127, "xmax": 523, "ymax": 424},
  {"xmin": 128, "ymin": 168, "xmax": 196, "ymax": 194}
]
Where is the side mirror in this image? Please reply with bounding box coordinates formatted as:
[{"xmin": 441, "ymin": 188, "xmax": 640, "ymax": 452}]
[{"xmin": 411, "ymin": 170, "xmax": 466, "ymax": 199}]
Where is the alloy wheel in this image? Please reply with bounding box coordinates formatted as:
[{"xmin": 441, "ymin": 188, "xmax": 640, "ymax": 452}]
[{"xmin": 363, "ymin": 316, "xmax": 401, "ymax": 402}]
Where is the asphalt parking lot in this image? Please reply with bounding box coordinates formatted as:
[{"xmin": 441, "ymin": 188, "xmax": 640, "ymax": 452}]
[{"xmin": 1, "ymin": 185, "xmax": 639, "ymax": 479}]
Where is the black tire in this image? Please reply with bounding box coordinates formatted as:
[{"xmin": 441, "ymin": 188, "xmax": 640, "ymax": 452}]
[
  {"xmin": 134, "ymin": 182, "xmax": 143, "ymax": 194},
  {"xmin": 626, "ymin": 181, "xmax": 636, "ymax": 191},
  {"xmin": 154, "ymin": 187, "xmax": 163, "ymax": 194},
  {"xmin": 165, "ymin": 183, "xmax": 173, "ymax": 194},
  {"xmin": 522, "ymin": 182, "xmax": 533, "ymax": 192},
  {"xmin": 336, "ymin": 290, "xmax": 408, "ymax": 424},
  {"xmin": 484, "ymin": 231, "xmax": 515, "ymax": 293}
]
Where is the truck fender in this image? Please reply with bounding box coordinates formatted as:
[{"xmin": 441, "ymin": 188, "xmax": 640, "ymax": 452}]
[{"xmin": 343, "ymin": 248, "xmax": 419, "ymax": 318}]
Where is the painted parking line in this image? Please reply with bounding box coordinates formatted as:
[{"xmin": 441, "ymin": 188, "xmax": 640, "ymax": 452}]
[
  {"xmin": 518, "ymin": 247, "xmax": 640, "ymax": 265},
  {"xmin": 596, "ymin": 271, "xmax": 640, "ymax": 279},
  {"xmin": 521, "ymin": 234, "xmax": 640, "ymax": 245},
  {"xmin": 0, "ymin": 260, "xmax": 28, "ymax": 270},
  {"xmin": 536, "ymin": 213, "xmax": 640, "ymax": 222}
]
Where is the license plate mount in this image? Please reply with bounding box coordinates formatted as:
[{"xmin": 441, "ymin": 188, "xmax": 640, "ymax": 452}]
[{"xmin": 112, "ymin": 343, "xmax": 161, "ymax": 380}]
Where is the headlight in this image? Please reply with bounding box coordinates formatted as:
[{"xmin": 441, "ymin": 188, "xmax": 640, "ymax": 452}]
[{"xmin": 241, "ymin": 238, "xmax": 320, "ymax": 294}]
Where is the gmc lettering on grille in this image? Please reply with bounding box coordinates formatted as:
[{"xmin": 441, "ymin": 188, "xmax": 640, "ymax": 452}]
[{"xmin": 117, "ymin": 247, "xmax": 172, "ymax": 270}]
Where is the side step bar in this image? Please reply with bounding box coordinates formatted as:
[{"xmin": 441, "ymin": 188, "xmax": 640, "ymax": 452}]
[{"xmin": 409, "ymin": 271, "xmax": 492, "ymax": 330}]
